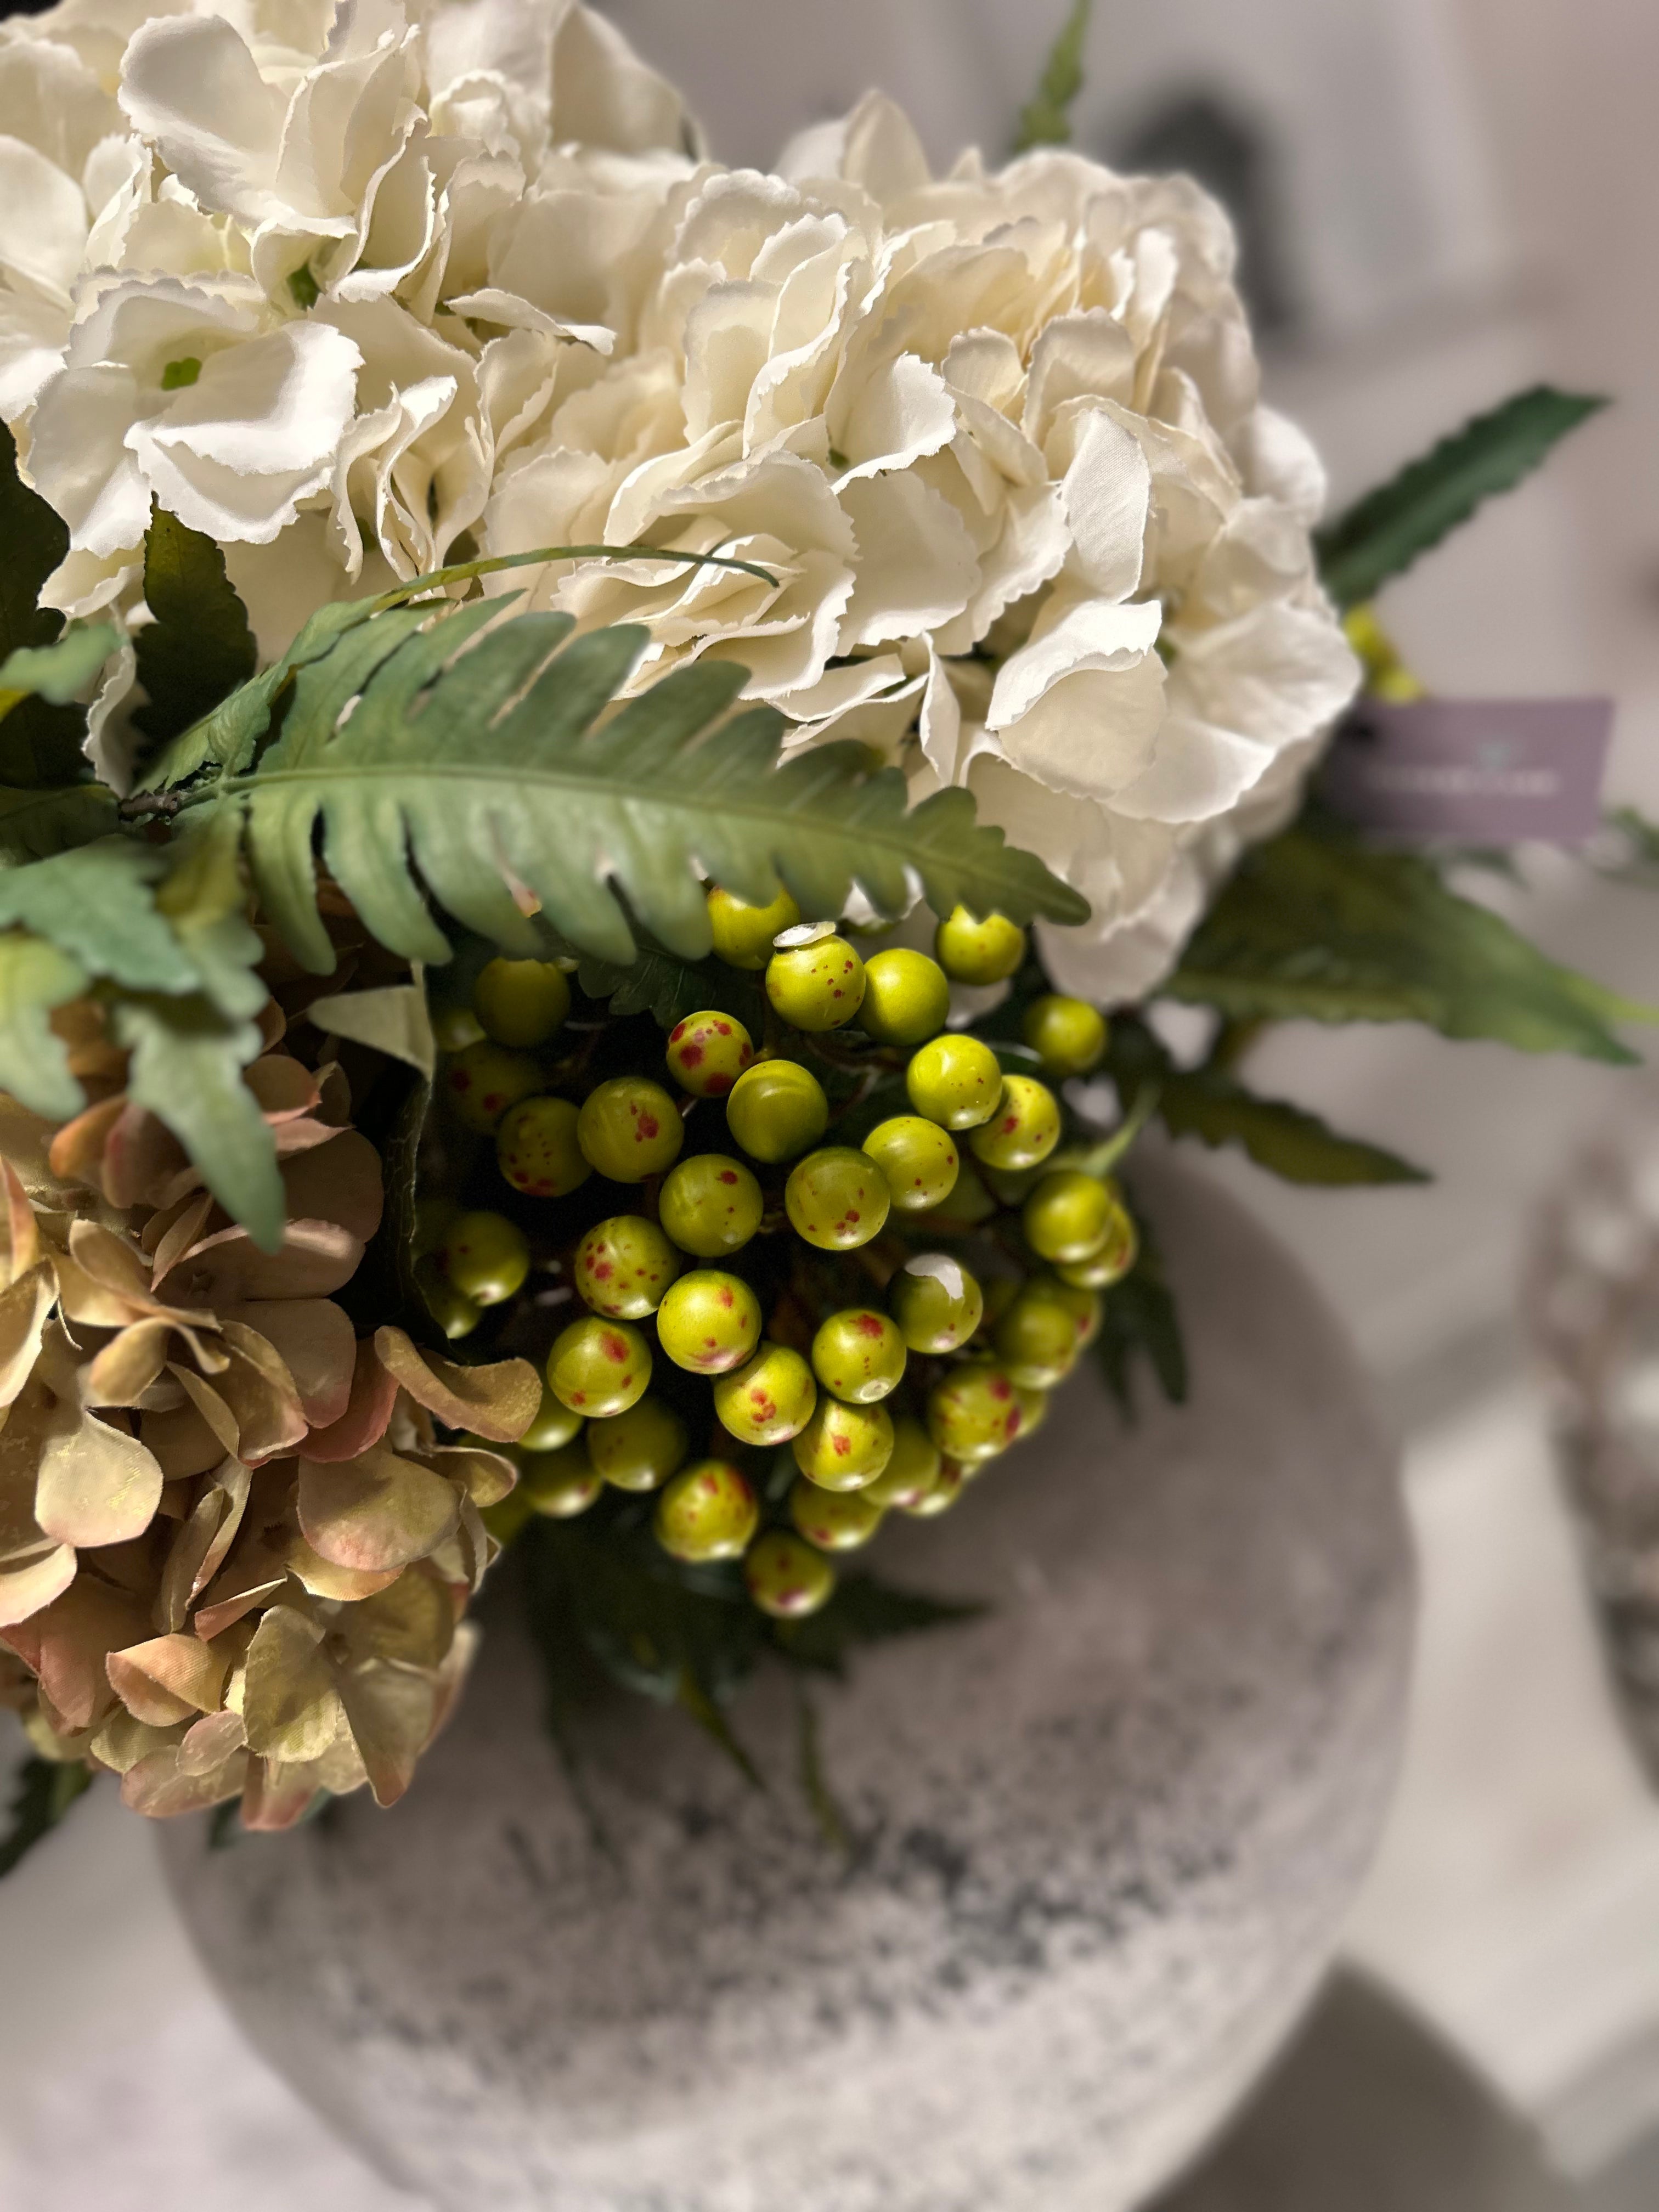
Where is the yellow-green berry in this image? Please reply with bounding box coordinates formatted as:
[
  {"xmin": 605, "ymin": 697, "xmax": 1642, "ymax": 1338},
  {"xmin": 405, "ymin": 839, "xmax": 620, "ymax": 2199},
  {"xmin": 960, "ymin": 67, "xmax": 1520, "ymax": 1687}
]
[
  {"xmin": 918, "ymin": 1158, "xmax": 998, "ymax": 1226},
  {"xmin": 1012, "ymin": 1383, "xmax": 1050, "ymax": 1441},
  {"xmin": 993, "ymin": 1284, "xmax": 1081, "ymax": 1389},
  {"xmin": 725, "ymin": 1059, "xmax": 829, "ymax": 1164},
  {"xmin": 586, "ymin": 1396, "xmax": 687, "ymax": 1493},
  {"xmin": 578, "ymin": 1077, "xmax": 684, "ymax": 1182},
  {"xmin": 519, "ymin": 1441, "xmax": 603, "ymax": 1519},
  {"xmin": 1040, "ymin": 1273, "xmax": 1104, "ymax": 1350},
  {"xmin": 1054, "ymin": 1195, "xmax": 1138, "ymax": 1288},
  {"xmin": 900, "ymin": 1460, "xmax": 966, "ymax": 1517},
  {"xmin": 546, "ymin": 1316, "xmax": 652, "ymax": 1417},
  {"xmin": 574, "ymin": 1215, "xmax": 680, "ymax": 1319},
  {"xmin": 442, "ymin": 1210, "xmax": 530, "ymax": 1306},
  {"xmin": 415, "ymin": 1255, "xmax": 479, "ymax": 1341},
  {"xmin": 744, "ymin": 1529, "xmax": 836, "ymax": 1617},
  {"xmin": 765, "ymin": 928, "xmax": 866, "ymax": 1031},
  {"xmin": 905, "ymin": 1034, "xmax": 1005, "ymax": 1131},
  {"xmin": 811, "ymin": 1308, "xmax": 906, "ymax": 1404},
  {"xmin": 1022, "ymin": 994, "xmax": 1107, "ymax": 1077},
  {"xmin": 707, "ymin": 883, "xmax": 800, "ymax": 969},
  {"xmin": 432, "ymin": 1004, "xmax": 484, "ymax": 1053},
  {"xmin": 864, "ymin": 1416, "xmax": 943, "ymax": 1509},
  {"xmin": 967, "ymin": 1074, "xmax": 1061, "ymax": 1172},
  {"xmin": 659, "ymin": 1153, "xmax": 765, "ymax": 1257},
  {"xmin": 934, "ymin": 904, "xmax": 1026, "ymax": 985},
  {"xmin": 713, "ymin": 1342, "xmax": 817, "ymax": 1446},
  {"xmin": 927, "ymin": 1363, "xmax": 1024, "ymax": 1464},
  {"xmin": 656, "ymin": 1269, "xmax": 763, "ymax": 1374},
  {"xmin": 654, "ymin": 1460, "xmax": 759, "ymax": 1562},
  {"xmin": 792, "ymin": 1397, "xmax": 894, "ymax": 1491},
  {"xmin": 862, "ymin": 1115, "xmax": 958, "ymax": 1213},
  {"xmin": 785, "ymin": 1146, "xmax": 891, "ymax": 1251},
  {"xmin": 1023, "ymin": 1169, "xmax": 1116, "ymax": 1265},
  {"xmin": 859, "ymin": 948, "xmax": 950, "ymax": 1046},
  {"xmin": 889, "ymin": 1253, "xmax": 984, "ymax": 1354},
  {"xmin": 789, "ymin": 1479, "xmax": 883, "ymax": 1553},
  {"xmin": 496, "ymin": 1095, "xmax": 590, "ymax": 1200},
  {"xmin": 472, "ymin": 957, "xmax": 571, "ymax": 1049},
  {"xmin": 520, "ymin": 1386, "xmax": 584, "ymax": 1453},
  {"xmin": 665, "ymin": 1011, "xmax": 754, "ymax": 1098},
  {"xmin": 444, "ymin": 1041, "xmax": 542, "ymax": 1133}
]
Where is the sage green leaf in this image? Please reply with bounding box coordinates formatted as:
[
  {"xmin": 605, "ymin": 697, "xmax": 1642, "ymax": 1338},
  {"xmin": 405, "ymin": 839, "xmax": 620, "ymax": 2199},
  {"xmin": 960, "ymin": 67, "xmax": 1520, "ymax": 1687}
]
[
  {"xmin": 1159, "ymin": 1066, "xmax": 1429, "ymax": 1185},
  {"xmin": 0, "ymin": 840, "xmax": 198, "ymax": 994},
  {"xmin": 154, "ymin": 803, "xmax": 267, "ymax": 1022},
  {"xmin": 0, "ymin": 624, "xmax": 118, "ymax": 711},
  {"xmin": 776, "ymin": 1572, "xmax": 986, "ymax": 1676},
  {"xmin": 0, "ymin": 930, "xmax": 88, "ymax": 1118},
  {"xmin": 0, "ymin": 422, "xmax": 82, "ymax": 788},
  {"xmin": 1315, "ymin": 387, "xmax": 1607, "ymax": 608},
  {"xmin": 132, "ymin": 510, "xmax": 257, "ymax": 746},
  {"xmin": 1167, "ymin": 825, "xmax": 1651, "ymax": 1062},
  {"xmin": 0, "ymin": 784, "xmax": 119, "ymax": 865},
  {"xmin": 0, "ymin": 1755, "xmax": 93, "ymax": 1880},
  {"xmin": 577, "ymin": 939, "xmax": 769, "ymax": 1032},
  {"xmin": 227, "ymin": 606, "xmax": 1086, "ymax": 975},
  {"xmin": 1014, "ymin": 0, "xmax": 1093, "ymax": 151},
  {"xmin": 309, "ymin": 975, "xmax": 436, "ymax": 1078},
  {"xmin": 113, "ymin": 993, "xmax": 284, "ymax": 1252}
]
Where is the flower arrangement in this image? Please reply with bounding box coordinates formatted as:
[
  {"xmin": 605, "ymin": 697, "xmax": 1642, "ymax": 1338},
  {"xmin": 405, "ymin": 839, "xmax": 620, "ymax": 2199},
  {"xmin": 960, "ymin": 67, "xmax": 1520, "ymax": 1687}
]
[{"xmin": 0, "ymin": 0, "xmax": 1646, "ymax": 1868}]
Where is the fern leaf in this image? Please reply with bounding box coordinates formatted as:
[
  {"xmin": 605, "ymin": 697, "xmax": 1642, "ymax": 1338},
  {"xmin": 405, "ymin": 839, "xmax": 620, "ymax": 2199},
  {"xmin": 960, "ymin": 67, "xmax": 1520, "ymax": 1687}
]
[
  {"xmin": 0, "ymin": 785, "xmax": 119, "ymax": 865},
  {"xmin": 112, "ymin": 992, "xmax": 284, "ymax": 1250},
  {"xmin": 0, "ymin": 931, "xmax": 88, "ymax": 1119},
  {"xmin": 214, "ymin": 607, "xmax": 1086, "ymax": 975},
  {"xmin": 0, "ymin": 624, "xmax": 118, "ymax": 715},
  {"xmin": 1015, "ymin": 0, "xmax": 1094, "ymax": 151}
]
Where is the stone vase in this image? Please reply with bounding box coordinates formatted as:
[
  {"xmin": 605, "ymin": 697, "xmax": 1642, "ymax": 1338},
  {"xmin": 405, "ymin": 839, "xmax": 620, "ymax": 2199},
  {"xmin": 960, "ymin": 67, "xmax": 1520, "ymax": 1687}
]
[{"xmin": 161, "ymin": 1155, "xmax": 1414, "ymax": 2212}]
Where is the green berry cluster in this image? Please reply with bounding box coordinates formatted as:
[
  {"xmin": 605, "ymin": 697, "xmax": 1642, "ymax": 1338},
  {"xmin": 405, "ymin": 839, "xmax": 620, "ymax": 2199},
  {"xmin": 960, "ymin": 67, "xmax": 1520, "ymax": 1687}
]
[{"xmin": 417, "ymin": 893, "xmax": 1139, "ymax": 1622}]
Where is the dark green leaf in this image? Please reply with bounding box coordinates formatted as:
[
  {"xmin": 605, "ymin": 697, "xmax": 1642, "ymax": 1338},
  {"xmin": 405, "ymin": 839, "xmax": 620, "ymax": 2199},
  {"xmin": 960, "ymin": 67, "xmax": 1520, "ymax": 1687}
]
[
  {"xmin": 794, "ymin": 1678, "xmax": 851, "ymax": 1853},
  {"xmin": 1315, "ymin": 387, "xmax": 1607, "ymax": 608},
  {"xmin": 0, "ymin": 931, "xmax": 88, "ymax": 1118},
  {"xmin": 776, "ymin": 1571, "xmax": 987, "ymax": 1677},
  {"xmin": 0, "ymin": 1755, "xmax": 92, "ymax": 1880},
  {"xmin": 218, "ymin": 603, "xmax": 1085, "ymax": 975},
  {"xmin": 1014, "ymin": 0, "xmax": 1093, "ymax": 151},
  {"xmin": 132, "ymin": 509, "xmax": 257, "ymax": 746},
  {"xmin": 112, "ymin": 993, "xmax": 284, "ymax": 1251},
  {"xmin": 0, "ymin": 783, "xmax": 119, "ymax": 866},
  {"xmin": 1159, "ymin": 1065, "xmax": 1429, "ymax": 1185},
  {"xmin": 1168, "ymin": 823, "xmax": 1651, "ymax": 1062},
  {"xmin": 1600, "ymin": 806, "xmax": 1659, "ymax": 888},
  {"xmin": 676, "ymin": 1669, "xmax": 764, "ymax": 1790},
  {"xmin": 0, "ymin": 623, "xmax": 117, "ymax": 708},
  {"xmin": 537, "ymin": 1520, "xmax": 767, "ymax": 1708},
  {"xmin": 577, "ymin": 939, "xmax": 769, "ymax": 1032},
  {"xmin": 1093, "ymin": 1206, "xmax": 1188, "ymax": 1417},
  {"xmin": 0, "ymin": 421, "xmax": 83, "ymax": 787}
]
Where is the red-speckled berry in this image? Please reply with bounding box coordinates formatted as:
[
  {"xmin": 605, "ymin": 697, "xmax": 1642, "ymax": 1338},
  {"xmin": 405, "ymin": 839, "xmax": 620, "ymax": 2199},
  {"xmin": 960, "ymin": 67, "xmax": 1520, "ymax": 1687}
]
[
  {"xmin": 811, "ymin": 1308, "xmax": 906, "ymax": 1404},
  {"xmin": 574, "ymin": 1215, "xmax": 680, "ymax": 1319},
  {"xmin": 859, "ymin": 948, "xmax": 950, "ymax": 1046},
  {"xmin": 1012, "ymin": 1383, "xmax": 1050, "ymax": 1441},
  {"xmin": 889, "ymin": 1253, "xmax": 984, "ymax": 1353},
  {"xmin": 586, "ymin": 1396, "xmax": 687, "ymax": 1493},
  {"xmin": 785, "ymin": 1147, "xmax": 890, "ymax": 1251},
  {"xmin": 792, "ymin": 1397, "xmax": 894, "ymax": 1491},
  {"xmin": 472, "ymin": 958, "xmax": 570, "ymax": 1049},
  {"xmin": 520, "ymin": 1386, "xmax": 584, "ymax": 1453},
  {"xmin": 789, "ymin": 1478, "xmax": 883, "ymax": 1553},
  {"xmin": 1040, "ymin": 1273, "xmax": 1104, "ymax": 1349},
  {"xmin": 496, "ymin": 1094, "xmax": 590, "ymax": 1200},
  {"xmin": 546, "ymin": 1316, "xmax": 651, "ymax": 1417},
  {"xmin": 862, "ymin": 1115, "xmax": 958, "ymax": 1213},
  {"xmin": 863, "ymin": 1416, "xmax": 943, "ymax": 1509},
  {"xmin": 927, "ymin": 1362, "xmax": 1023, "ymax": 1464},
  {"xmin": 577, "ymin": 1077, "xmax": 684, "ymax": 1182},
  {"xmin": 654, "ymin": 1460, "xmax": 759, "ymax": 1562},
  {"xmin": 707, "ymin": 883, "xmax": 800, "ymax": 969},
  {"xmin": 1022, "ymin": 994, "xmax": 1107, "ymax": 1077},
  {"xmin": 713, "ymin": 1342, "xmax": 817, "ymax": 1446},
  {"xmin": 934, "ymin": 905, "xmax": 1026, "ymax": 985},
  {"xmin": 445, "ymin": 1041, "xmax": 541, "ymax": 1133},
  {"xmin": 725, "ymin": 1059, "xmax": 830, "ymax": 1164},
  {"xmin": 993, "ymin": 1283, "xmax": 1081, "ymax": 1389},
  {"xmin": 900, "ymin": 1460, "xmax": 966, "ymax": 1517},
  {"xmin": 1023, "ymin": 1169, "xmax": 1115, "ymax": 1265},
  {"xmin": 905, "ymin": 1034, "xmax": 1005, "ymax": 1131},
  {"xmin": 967, "ymin": 1074, "xmax": 1061, "ymax": 1173},
  {"xmin": 415, "ymin": 1256, "xmax": 479, "ymax": 1341},
  {"xmin": 658, "ymin": 1153, "xmax": 765, "ymax": 1257},
  {"xmin": 656, "ymin": 1269, "xmax": 763, "ymax": 1373},
  {"xmin": 744, "ymin": 1529, "xmax": 836, "ymax": 1617},
  {"xmin": 765, "ymin": 928, "xmax": 866, "ymax": 1031},
  {"xmin": 442, "ymin": 1210, "xmax": 529, "ymax": 1306},
  {"xmin": 1054, "ymin": 1192, "xmax": 1138, "ymax": 1288},
  {"xmin": 518, "ymin": 1441, "xmax": 603, "ymax": 1519},
  {"xmin": 665, "ymin": 1011, "xmax": 754, "ymax": 1098}
]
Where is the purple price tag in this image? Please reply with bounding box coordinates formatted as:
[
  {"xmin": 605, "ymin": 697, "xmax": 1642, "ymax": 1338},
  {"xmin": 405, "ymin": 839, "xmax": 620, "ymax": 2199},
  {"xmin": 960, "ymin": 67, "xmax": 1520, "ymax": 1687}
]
[{"xmin": 1320, "ymin": 698, "xmax": 1615, "ymax": 843}]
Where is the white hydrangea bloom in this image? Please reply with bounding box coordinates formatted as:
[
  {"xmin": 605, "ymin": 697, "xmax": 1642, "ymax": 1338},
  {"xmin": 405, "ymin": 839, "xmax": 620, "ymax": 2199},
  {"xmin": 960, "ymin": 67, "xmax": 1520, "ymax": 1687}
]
[{"xmin": 2, "ymin": 0, "xmax": 1354, "ymax": 997}]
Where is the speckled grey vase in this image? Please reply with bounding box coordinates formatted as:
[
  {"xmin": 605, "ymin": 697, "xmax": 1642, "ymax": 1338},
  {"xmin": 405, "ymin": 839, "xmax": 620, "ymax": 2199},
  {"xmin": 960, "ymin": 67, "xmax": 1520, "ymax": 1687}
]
[{"xmin": 160, "ymin": 1155, "xmax": 1413, "ymax": 2212}]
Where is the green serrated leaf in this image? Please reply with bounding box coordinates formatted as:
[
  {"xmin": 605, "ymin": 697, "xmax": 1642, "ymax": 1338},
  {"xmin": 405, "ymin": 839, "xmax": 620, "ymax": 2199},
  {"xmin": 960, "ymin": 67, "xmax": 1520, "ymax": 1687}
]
[
  {"xmin": 1159, "ymin": 1066, "xmax": 1429, "ymax": 1185},
  {"xmin": 794, "ymin": 1678, "xmax": 851, "ymax": 1853},
  {"xmin": 1167, "ymin": 823, "xmax": 1651, "ymax": 1062},
  {"xmin": 676, "ymin": 1668, "xmax": 765, "ymax": 1790},
  {"xmin": 0, "ymin": 931, "xmax": 88, "ymax": 1118},
  {"xmin": 577, "ymin": 939, "xmax": 769, "ymax": 1032},
  {"xmin": 0, "ymin": 1754, "xmax": 93, "ymax": 1880},
  {"xmin": 0, "ymin": 840, "xmax": 196, "ymax": 995},
  {"xmin": 0, "ymin": 422, "xmax": 84, "ymax": 788},
  {"xmin": 132, "ymin": 509, "xmax": 257, "ymax": 746},
  {"xmin": 0, "ymin": 783, "xmax": 119, "ymax": 865},
  {"xmin": 540, "ymin": 1520, "xmax": 767, "ymax": 1708},
  {"xmin": 1093, "ymin": 1209, "xmax": 1188, "ymax": 1418},
  {"xmin": 154, "ymin": 804, "xmax": 267, "ymax": 1022},
  {"xmin": 776, "ymin": 1571, "xmax": 986, "ymax": 1676},
  {"xmin": 0, "ymin": 623, "xmax": 117, "ymax": 714},
  {"xmin": 1315, "ymin": 387, "xmax": 1607, "ymax": 608},
  {"xmin": 1601, "ymin": 805, "xmax": 1659, "ymax": 888},
  {"xmin": 207, "ymin": 606, "xmax": 1084, "ymax": 975},
  {"xmin": 112, "ymin": 993, "xmax": 284, "ymax": 1251},
  {"xmin": 1014, "ymin": 0, "xmax": 1093, "ymax": 151}
]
